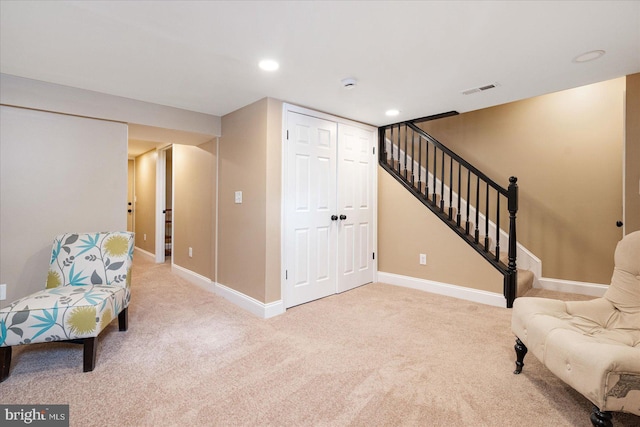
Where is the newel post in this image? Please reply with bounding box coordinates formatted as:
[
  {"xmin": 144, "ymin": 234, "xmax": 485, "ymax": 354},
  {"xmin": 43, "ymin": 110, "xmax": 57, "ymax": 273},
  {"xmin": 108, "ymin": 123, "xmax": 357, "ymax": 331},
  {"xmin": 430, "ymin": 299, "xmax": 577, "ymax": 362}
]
[{"xmin": 506, "ymin": 176, "xmax": 518, "ymax": 307}]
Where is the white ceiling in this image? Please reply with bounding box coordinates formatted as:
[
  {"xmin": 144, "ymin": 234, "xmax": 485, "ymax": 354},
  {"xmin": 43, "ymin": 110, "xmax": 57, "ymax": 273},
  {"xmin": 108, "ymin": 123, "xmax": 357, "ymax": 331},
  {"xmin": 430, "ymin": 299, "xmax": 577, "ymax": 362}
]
[{"xmin": 1, "ymin": 1, "xmax": 639, "ymax": 127}]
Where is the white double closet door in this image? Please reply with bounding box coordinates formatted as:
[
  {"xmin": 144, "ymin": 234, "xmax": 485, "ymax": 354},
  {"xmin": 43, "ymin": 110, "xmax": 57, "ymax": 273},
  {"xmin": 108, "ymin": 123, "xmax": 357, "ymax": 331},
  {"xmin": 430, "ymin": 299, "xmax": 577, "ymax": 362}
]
[{"xmin": 284, "ymin": 109, "xmax": 376, "ymax": 308}]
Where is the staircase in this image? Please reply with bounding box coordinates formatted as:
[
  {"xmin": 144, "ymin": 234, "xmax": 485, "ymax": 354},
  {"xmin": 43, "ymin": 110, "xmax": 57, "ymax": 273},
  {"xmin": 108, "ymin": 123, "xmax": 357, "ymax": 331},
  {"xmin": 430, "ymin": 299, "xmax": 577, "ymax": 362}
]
[{"xmin": 379, "ymin": 116, "xmax": 533, "ymax": 307}]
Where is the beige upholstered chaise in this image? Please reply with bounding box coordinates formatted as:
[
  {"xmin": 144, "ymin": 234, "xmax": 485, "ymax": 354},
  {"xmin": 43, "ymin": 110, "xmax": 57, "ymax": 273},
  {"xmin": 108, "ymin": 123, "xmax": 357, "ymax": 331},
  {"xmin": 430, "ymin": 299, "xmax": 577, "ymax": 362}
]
[
  {"xmin": 1, "ymin": 232, "xmax": 134, "ymax": 382},
  {"xmin": 511, "ymin": 231, "xmax": 640, "ymax": 426}
]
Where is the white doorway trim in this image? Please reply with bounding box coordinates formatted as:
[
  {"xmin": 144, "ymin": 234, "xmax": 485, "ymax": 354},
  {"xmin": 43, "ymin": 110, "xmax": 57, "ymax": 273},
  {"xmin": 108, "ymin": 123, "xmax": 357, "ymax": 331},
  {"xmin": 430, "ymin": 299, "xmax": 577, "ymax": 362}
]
[
  {"xmin": 155, "ymin": 144, "xmax": 172, "ymax": 263},
  {"xmin": 127, "ymin": 158, "xmax": 136, "ymax": 233}
]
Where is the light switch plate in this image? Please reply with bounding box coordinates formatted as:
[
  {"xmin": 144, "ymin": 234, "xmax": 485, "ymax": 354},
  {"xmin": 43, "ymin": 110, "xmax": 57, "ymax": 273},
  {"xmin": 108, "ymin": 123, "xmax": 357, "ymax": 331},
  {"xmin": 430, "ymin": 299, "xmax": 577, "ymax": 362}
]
[
  {"xmin": 0, "ymin": 284, "xmax": 6, "ymax": 301},
  {"xmin": 235, "ymin": 191, "xmax": 243, "ymax": 204}
]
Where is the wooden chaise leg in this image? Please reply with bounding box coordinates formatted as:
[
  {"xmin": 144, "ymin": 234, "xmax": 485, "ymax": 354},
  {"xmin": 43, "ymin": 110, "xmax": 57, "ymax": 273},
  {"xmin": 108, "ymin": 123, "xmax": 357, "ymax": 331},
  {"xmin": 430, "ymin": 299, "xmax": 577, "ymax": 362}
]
[
  {"xmin": 0, "ymin": 346, "xmax": 11, "ymax": 382},
  {"xmin": 118, "ymin": 307, "xmax": 128, "ymax": 332},
  {"xmin": 590, "ymin": 406, "xmax": 613, "ymax": 427},
  {"xmin": 83, "ymin": 337, "xmax": 97, "ymax": 372},
  {"xmin": 514, "ymin": 337, "xmax": 528, "ymax": 374}
]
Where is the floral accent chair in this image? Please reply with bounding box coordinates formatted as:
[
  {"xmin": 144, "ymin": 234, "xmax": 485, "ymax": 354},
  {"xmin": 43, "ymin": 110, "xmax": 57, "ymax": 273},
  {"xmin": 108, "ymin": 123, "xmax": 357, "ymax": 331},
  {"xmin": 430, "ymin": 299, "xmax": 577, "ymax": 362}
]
[{"xmin": 0, "ymin": 232, "xmax": 134, "ymax": 382}]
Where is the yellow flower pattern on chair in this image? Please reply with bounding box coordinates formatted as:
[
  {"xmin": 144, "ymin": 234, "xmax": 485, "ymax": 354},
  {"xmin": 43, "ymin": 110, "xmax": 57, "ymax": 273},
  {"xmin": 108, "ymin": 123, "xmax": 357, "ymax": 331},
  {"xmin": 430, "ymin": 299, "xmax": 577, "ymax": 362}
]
[
  {"xmin": 99, "ymin": 308, "xmax": 113, "ymax": 332},
  {"xmin": 67, "ymin": 306, "xmax": 97, "ymax": 335},
  {"xmin": 104, "ymin": 235, "xmax": 129, "ymax": 257},
  {"xmin": 46, "ymin": 271, "xmax": 62, "ymax": 289}
]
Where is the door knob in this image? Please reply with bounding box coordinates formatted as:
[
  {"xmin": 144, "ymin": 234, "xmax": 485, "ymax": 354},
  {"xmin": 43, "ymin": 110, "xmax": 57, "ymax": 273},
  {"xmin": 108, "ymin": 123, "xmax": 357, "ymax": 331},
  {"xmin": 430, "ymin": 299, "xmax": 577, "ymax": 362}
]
[
  {"xmin": 339, "ymin": 214, "xmax": 347, "ymax": 220},
  {"xmin": 616, "ymin": 221, "xmax": 623, "ymax": 227},
  {"xmin": 331, "ymin": 215, "xmax": 338, "ymax": 221}
]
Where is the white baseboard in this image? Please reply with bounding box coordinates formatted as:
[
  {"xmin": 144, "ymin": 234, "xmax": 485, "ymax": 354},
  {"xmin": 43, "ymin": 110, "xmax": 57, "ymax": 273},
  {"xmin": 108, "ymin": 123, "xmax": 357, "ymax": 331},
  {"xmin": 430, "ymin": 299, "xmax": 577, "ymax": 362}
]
[
  {"xmin": 378, "ymin": 271, "xmax": 506, "ymax": 307},
  {"xmin": 134, "ymin": 247, "xmax": 155, "ymax": 261},
  {"xmin": 172, "ymin": 264, "xmax": 216, "ymax": 293},
  {"xmin": 215, "ymin": 282, "xmax": 285, "ymax": 319},
  {"xmin": 171, "ymin": 263, "xmax": 285, "ymax": 318},
  {"xmin": 536, "ymin": 277, "xmax": 608, "ymax": 297}
]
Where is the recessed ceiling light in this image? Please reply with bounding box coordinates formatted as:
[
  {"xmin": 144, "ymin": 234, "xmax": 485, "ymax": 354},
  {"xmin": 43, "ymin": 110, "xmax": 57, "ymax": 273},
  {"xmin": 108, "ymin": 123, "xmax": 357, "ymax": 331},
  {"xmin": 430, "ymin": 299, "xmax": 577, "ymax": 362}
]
[
  {"xmin": 572, "ymin": 50, "xmax": 605, "ymax": 63},
  {"xmin": 259, "ymin": 59, "xmax": 279, "ymax": 71},
  {"xmin": 385, "ymin": 109, "xmax": 400, "ymax": 117}
]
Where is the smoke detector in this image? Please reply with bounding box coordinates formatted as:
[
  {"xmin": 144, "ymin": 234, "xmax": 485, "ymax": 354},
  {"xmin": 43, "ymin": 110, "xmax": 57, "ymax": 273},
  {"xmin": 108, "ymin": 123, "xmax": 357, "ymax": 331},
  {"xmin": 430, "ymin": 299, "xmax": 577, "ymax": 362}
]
[{"xmin": 341, "ymin": 77, "xmax": 357, "ymax": 89}]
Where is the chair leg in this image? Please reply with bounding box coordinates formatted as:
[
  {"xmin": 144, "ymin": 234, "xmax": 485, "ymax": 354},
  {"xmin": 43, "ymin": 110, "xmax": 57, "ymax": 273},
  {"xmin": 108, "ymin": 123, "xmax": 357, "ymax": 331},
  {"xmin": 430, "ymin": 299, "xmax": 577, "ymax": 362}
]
[
  {"xmin": 590, "ymin": 406, "xmax": 612, "ymax": 427},
  {"xmin": 83, "ymin": 337, "xmax": 97, "ymax": 372},
  {"xmin": 118, "ymin": 307, "xmax": 128, "ymax": 332},
  {"xmin": 514, "ymin": 337, "xmax": 528, "ymax": 374},
  {"xmin": 0, "ymin": 346, "xmax": 11, "ymax": 382}
]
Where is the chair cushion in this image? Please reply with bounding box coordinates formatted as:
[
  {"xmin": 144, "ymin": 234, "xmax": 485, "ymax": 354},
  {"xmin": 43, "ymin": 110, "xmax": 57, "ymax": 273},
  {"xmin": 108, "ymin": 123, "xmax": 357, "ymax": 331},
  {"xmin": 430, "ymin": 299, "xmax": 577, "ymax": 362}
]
[
  {"xmin": 511, "ymin": 296, "xmax": 572, "ymax": 361},
  {"xmin": 0, "ymin": 285, "xmax": 130, "ymax": 347}
]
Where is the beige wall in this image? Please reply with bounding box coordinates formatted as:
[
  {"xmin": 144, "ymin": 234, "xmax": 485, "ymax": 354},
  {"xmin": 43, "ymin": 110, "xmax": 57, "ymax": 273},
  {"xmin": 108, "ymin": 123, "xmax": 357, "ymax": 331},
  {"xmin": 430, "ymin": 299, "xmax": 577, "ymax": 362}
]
[
  {"xmin": 0, "ymin": 106, "xmax": 128, "ymax": 307},
  {"xmin": 218, "ymin": 99, "xmax": 268, "ymax": 301},
  {"xmin": 134, "ymin": 150, "xmax": 157, "ymax": 254},
  {"xmin": 265, "ymin": 98, "xmax": 283, "ymax": 302},
  {"xmin": 218, "ymin": 97, "xmax": 283, "ymax": 303},
  {"xmin": 1, "ymin": 74, "xmax": 221, "ymax": 137},
  {"xmin": 417, "ymin": 77, "xmax": 625, "ymax": 284},
  {"xmin": 378, "ymin": 168, "xmax": 503, "ymax": 292},
  {"xmin": 625, "ymin": 73, "xmax": 640, "ymax": 234},
  {"xmin": 173, "ymin": 141, "xmax": 216, "ymax": 279}
]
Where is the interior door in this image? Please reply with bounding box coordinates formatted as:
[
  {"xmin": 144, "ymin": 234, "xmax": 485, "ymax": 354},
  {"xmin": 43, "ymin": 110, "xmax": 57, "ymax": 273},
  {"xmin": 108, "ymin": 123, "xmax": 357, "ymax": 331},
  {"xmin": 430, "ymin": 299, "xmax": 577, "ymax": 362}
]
[
  {"xmin": 337, "ymin": 124, "xmax": 375, "ymax": 292},
  {"xmin": 284, "ymin": 112, "xmax": 338, "ymax": 308}
]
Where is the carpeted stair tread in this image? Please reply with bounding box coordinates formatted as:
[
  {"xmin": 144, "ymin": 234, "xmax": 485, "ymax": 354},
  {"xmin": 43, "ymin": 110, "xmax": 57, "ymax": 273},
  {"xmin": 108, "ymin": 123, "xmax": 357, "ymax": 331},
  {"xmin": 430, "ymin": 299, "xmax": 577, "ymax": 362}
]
[
  {"xmin": 517, "ymin": 269, "xmax": 534, "ymax": 297},
  {"xmin": 499, "ymin": 252, "xmax": 534, "ymax": 297}
]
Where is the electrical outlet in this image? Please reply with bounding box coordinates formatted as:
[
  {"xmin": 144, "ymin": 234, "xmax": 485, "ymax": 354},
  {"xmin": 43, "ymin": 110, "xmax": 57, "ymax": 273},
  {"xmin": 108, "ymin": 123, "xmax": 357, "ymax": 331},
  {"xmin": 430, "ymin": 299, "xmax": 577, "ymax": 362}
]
[
  {"xmin": 0, "ymin": 284, "xmax": 6, "ymax": 301},
  {"xmin": 189, "ymin": 247, "xmax": 193, "ymax": 258},
  {"xmin": 235, "ymin": 191, "xmax": 243, "ymax": 204},
  {"xmin": 143, "ymin": 233, "xmax": 147, "ymax": 241},
  {"xmin": 419, "ymin": 254, "xmax": 427, "ymax": 265}
]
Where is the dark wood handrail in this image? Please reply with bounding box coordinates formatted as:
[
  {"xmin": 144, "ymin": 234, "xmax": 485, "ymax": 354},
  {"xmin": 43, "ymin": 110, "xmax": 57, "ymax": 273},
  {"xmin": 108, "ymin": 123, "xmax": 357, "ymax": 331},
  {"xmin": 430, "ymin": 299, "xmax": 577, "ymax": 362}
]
[{"xmin": 406, "ymin": 122, "xmax": 509, "ymax": 196}]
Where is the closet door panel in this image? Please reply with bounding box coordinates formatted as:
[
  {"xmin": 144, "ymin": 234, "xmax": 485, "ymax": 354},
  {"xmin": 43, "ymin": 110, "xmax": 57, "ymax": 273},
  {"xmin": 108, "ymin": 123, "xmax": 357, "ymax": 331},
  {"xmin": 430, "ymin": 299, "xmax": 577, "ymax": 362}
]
[
  {"xmin": 285, "ymin": 112, "xmax": 338, "ymax": 308},
  {"xmin": 337, "ymin": 124, "xmax": 375, "ymax": 293}
]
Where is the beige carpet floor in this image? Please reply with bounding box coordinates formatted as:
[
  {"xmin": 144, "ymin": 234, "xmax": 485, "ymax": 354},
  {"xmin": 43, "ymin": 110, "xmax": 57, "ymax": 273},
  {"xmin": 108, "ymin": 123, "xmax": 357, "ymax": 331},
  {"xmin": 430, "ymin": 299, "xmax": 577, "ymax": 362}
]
[{"xmin": 1, "ymin": 255, "xmax": 638, "ymax": 426}]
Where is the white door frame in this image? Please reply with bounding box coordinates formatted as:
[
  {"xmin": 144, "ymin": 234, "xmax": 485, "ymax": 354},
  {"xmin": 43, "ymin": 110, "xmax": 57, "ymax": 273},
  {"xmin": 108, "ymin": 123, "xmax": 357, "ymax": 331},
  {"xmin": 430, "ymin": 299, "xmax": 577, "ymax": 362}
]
[
  {"xmin": 281, "ymin": 103, "xmax": 378, "ymax": 309},
  {"xmin": 155, "ymin": 144, "xmax": 172, "ymax": 263},
  {"xmin": 127, "ymin": 158, "xmax": 136, "ymax": 233}
]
